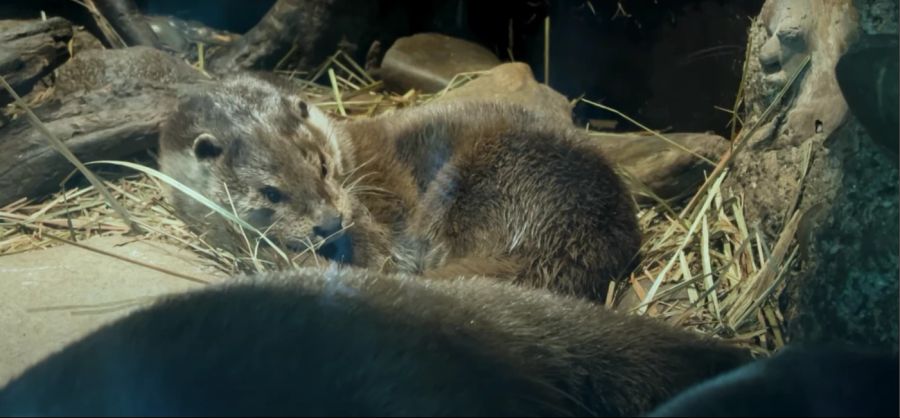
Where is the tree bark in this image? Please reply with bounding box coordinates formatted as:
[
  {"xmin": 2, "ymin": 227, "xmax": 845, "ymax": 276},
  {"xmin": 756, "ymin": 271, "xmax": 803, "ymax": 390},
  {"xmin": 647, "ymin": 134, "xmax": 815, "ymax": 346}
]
[
  {"xmin": 90, "ymin": 0, "xmax": 160, "ymax": 48},
  {"xmin": 0, "ymin": 18, "xmax": 73, "ymax": 106},
  {"xmin": 206, "ymin": 0, "xmax": 377, "ymax": 75}
]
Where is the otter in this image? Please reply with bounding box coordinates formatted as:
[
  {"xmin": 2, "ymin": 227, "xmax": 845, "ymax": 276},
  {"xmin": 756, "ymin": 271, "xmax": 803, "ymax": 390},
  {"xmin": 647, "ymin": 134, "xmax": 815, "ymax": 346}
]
[
  {"xmin": 0, "ymin": 267, "xmax": 749, "ymax": 416},
  {"xmin": 647, "ymin": 345, "xmax": 899, "ymax": 417},
  {"xmin": 158, "ymin": 73, "xmax": 641, "ymax": 299}
]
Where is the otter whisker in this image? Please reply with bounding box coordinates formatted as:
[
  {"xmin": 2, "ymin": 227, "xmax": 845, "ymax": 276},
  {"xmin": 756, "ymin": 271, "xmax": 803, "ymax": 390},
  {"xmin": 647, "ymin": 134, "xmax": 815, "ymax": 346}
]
[
  {"xmin": 289, "ymin": 238, "xmax": 319, "ymax": 264},
  {"xmin": 349, "ymin": 188, "xmax": 394, "ymax": 198},
  {"xmin": 254, "ymin": 221, "xmax": 282, "ymax": 264},
  {"xmin": 341, "ymin": 155, "xmax": 378, "ymax": 188},
  {"xmin": 346, "ymin": 185, "xmax": 392, "ymax": 197},
  {"xmin": 344, "ymin": 171, "xmax": 379, "ymax": 191},
  {"xmin": 305, "ymin": 236, "xmax": 322, "ymax": 268}
]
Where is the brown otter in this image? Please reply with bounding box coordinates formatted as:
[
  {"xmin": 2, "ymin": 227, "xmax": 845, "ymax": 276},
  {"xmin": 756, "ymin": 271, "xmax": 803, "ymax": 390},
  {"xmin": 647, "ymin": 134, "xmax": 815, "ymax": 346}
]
[
  {"xmin": 158, "ymin": 73, "xmax": 641, "ymax": 299},
  {"xmin": 0, "ymin": 267, "xmax": 749, "ymax": 416}
]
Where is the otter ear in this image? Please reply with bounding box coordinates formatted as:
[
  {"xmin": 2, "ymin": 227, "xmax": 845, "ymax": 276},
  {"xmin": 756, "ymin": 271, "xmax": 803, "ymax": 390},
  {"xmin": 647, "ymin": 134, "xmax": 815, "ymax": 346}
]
[
  {"xmin": 288, "ymin": 96, "xmax": 310, "ymax": 119},
  {"xmin": 192, "ymin": 133, "xmax": 223, "ymax": 160},
  {"xmin": 297, "ymin": 100, "xmax": 309, "ymax": 118}
]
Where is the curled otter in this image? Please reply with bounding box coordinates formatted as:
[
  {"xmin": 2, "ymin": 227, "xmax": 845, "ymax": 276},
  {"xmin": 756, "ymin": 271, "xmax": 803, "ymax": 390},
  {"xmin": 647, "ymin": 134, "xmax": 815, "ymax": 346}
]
[{"xmin": 159, "ymin": 73, "xmax": 641, "ymax": 299}]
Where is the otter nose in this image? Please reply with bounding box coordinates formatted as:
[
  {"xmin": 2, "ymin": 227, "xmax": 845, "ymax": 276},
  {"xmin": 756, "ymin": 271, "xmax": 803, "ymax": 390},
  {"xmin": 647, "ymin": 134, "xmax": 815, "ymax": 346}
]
[{"xmin": 313, "ymin": 213, "xmax": 343, "ymax": 239}]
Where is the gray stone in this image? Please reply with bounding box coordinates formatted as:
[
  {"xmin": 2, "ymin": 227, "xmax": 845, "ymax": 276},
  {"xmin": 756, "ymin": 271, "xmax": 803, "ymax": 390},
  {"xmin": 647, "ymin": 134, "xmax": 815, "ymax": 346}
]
[
  {"xmin": 592, "ymin": 132, "xmax": 728, "ymax": 203},
  {"xmin": 0, "ymin": 236, "xmax": 227, "ymax": 386},
  {"xmin": 378, "ymin": 33, "xmax": 501, "ymax": 94},
  {"xmin": 436, "ymin": 62, "xmax": 572, "ymax": 123}
]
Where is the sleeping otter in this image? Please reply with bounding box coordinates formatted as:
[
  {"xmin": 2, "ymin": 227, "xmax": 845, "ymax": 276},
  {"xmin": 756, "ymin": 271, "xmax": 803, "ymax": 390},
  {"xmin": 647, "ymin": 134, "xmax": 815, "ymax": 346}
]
[
  {"xmin": 0, "ymin": 267, "xmax": 748, "ymax": 416},
  {"xmin": 158, "ymin": 73, "xmax": 641, "ymax": 299}
]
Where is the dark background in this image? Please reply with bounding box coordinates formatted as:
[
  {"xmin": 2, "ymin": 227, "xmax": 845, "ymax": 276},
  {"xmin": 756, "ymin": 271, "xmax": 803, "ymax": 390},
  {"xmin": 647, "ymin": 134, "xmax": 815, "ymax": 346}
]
[{"xmin": 2, "ymin": 0, "xmax": 763, "ymax": 136}]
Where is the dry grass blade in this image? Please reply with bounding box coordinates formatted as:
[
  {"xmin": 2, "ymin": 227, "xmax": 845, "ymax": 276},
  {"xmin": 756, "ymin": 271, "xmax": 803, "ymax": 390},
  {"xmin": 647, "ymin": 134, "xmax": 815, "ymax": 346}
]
[
  {"xmin": 728, "ymin": 210, "xmax": 802, "ymax": 329},
  {"xmin": 637, "ymin": 171, "xmax": 726, "ymax": 314},
  {"xmin": 0, "ymin": 76, "xmax": 138, "ymax": 233},
  {"xmin": 701, "ymin": 214, "xmax": 722, "ymax": 322},
  {"xmin": 87, "ymin": 160, "xmax": 293, "ymax": 265},
  {"xmin": 328, "ymin": 68, "xmax": 347, "ymax": 116},
  {"xmin": 544, "ymin": 16, "xmax": 551, "ymax": 85},
  {"xmin": 681, "ymin": 54, "xmax": 811, "ymax": 217},
  {"xmin": 72, "ymin": 0, "xmax": 127, "ymax": 48}
]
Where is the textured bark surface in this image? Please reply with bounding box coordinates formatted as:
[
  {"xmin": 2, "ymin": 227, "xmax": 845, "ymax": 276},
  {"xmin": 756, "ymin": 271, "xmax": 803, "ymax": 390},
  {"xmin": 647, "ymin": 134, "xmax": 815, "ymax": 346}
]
[
  {"xmin": 0, "ymin": 18, "xmax": 74, "ymax": 106},
  {"xmin": 729, "ymin": 0, "xmax": 898, "ymax": 349},
  {"xmin": 0, "ymin": 47, "xmax": 206, "ymax": 207},
  {"xmin": 90, "ymin": 0, "xmax": 160, "ymax": 47}
]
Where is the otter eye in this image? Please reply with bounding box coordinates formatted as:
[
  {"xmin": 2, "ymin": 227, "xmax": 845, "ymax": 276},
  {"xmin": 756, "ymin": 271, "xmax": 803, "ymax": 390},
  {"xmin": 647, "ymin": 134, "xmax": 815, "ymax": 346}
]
[
  {"xmin": 260, "ymin": 186, "xmax": 284, "ymax": 204},
  {"xmin": 319, "ymin": 153, "xmax": 328, "ymax": 178}
]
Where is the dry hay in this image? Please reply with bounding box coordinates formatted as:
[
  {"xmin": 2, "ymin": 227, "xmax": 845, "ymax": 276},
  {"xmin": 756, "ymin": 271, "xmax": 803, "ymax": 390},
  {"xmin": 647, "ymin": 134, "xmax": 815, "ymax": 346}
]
[{"xmin": 0, "ymin": 48, "xmax": 800, "ymax": 356}]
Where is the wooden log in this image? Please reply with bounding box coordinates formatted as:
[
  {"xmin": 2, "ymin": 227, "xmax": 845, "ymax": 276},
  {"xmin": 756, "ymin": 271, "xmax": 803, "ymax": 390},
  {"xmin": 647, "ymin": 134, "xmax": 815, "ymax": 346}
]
[
  {"xmin": 89, "ymin": 0, "xmax": 160, "ymax": 48},
  {"xmin": 0, "ymin": 17, "xmax": 74, "ymax": 106},
  {"xmin": 0, "ymin": 46, "xmax": 207, "ymax": 207},
  {"xmin": 206, "ymin": 0, "xmax": 376, "ymax": 74}
]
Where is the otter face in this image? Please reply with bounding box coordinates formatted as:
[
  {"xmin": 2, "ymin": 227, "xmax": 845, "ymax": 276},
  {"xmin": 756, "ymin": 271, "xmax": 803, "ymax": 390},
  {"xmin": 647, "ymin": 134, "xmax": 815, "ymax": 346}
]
[{"xmin": 161, "ymin": 75, "xmax": 357, "ymax": 263}]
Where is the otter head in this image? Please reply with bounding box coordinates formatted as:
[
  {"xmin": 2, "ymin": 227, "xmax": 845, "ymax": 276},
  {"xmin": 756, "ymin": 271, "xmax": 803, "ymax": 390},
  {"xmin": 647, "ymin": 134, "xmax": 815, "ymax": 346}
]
[{"xmin": 160, "ymin": 74, "xmax": 358, "ymax": 263}]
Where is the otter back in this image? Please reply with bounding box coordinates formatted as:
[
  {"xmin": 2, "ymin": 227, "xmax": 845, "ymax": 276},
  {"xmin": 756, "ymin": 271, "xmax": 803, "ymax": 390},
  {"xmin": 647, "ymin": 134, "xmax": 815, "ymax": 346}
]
[
  {"xmin": 0, "ymin": 267, "xmax": 748, "ymax": 416},
  {"xmin": 344, "ymin": 99, "xmax": 643, "ymax": 299}
]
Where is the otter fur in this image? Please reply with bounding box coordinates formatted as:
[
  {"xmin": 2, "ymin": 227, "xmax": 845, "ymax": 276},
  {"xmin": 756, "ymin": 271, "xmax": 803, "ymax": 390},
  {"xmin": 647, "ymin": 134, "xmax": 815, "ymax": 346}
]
[
  {"xmin": 0, "ymin": 267, "xmax": 748, "ymax": 416},
  {"xmin": 647, "ymin": 345, "xmax": 899, "ymax": 417},
  {"xmin": 158, "ymin": 73, "xmax": 641, "ymax": 299}
]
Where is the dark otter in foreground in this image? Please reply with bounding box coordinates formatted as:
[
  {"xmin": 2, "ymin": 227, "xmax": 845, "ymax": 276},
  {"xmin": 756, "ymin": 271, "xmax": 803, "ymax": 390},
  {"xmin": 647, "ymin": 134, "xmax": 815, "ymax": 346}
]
[
  {"xmin": 158, "ymin": 73, "xmax": 641, "ymax": 299},
  {"xmin": 0, "ymin": 267, "xmax": 748, "ymax": 416},
  {"xmin": 647, "ymin": 345, "xmax": 899, "ymax": 417}
]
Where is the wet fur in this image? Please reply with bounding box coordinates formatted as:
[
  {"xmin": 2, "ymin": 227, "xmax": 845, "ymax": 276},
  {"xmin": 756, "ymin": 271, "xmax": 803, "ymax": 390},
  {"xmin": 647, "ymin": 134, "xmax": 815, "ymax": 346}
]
[
  {"xmin": 0, "ymin": 267, "xmax": 749, "ymax": 416},
  {"xmin": 159, "ymin": 74, "xmax": 641, "ymax": 299}
]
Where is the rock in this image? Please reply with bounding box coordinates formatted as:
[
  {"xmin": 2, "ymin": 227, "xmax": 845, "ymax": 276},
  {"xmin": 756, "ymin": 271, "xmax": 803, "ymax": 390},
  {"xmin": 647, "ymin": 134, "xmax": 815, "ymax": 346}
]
[
  {"xmin": 730, "ymin": 0, "xmax": 898, "ymax": 349},
  {"xmin": 592, "ymin": 132, "xmax": 728, "ymax": 203},
  {"xmin": 0, "ymin": 18, "xmax": 74, "ymax": 106},
  {"xmin": 0, "ymin": 46, "xmax": 208, "ymax": 207},
  {"xmin": 434, "ymin": 62, "xmax": 723, "ymax": 201},
  {"xmin": 378, "ymin": 33, "xmax": 501, "ymax": 94},
  {"xmin": 436, "ymin": 62, "xmax": 572, "ymax": 123},
  {"xmin": 0, "ymin": 236, "xmax": 227, "ymax": 386}
]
